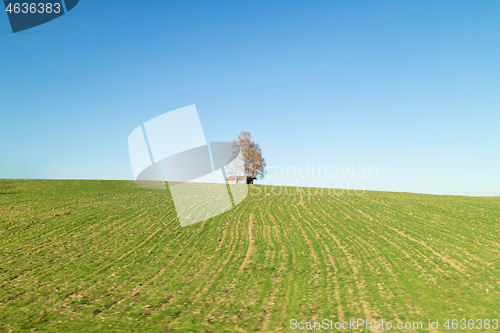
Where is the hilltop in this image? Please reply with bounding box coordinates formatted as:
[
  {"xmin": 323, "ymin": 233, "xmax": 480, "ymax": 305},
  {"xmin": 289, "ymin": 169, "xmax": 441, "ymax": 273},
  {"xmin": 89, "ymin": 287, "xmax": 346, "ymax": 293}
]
[{"xmin": 1, "ymin": 179, "xmax": 499, "ymax": 332}]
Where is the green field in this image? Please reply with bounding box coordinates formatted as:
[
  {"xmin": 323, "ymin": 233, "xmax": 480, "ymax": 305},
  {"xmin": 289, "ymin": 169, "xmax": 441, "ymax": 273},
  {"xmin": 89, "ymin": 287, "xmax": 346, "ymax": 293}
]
[{"xmin": 1, "ymin": 179, "xmax": 499, "ymax": 332}]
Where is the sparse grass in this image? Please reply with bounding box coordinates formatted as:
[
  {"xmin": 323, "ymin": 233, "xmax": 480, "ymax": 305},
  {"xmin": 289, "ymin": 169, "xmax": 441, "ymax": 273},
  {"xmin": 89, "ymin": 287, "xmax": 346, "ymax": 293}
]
[{"xmin": 0, "ymin": 179, "xmax": 499, "ymax": 332}]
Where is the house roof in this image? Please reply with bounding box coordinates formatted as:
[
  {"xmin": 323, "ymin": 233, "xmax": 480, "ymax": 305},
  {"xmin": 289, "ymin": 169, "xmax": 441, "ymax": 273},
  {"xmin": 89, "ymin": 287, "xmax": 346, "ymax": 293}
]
[{"xmin": 226, "ymin": 176, "xmax": 246, "ymax": 181}]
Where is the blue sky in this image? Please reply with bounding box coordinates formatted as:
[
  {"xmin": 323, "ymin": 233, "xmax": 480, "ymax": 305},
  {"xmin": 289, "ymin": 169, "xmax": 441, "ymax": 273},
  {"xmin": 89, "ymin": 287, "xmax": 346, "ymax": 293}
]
[{"xmin": 1, "ymin": 0, "xmax": 499, "ymax": 196}]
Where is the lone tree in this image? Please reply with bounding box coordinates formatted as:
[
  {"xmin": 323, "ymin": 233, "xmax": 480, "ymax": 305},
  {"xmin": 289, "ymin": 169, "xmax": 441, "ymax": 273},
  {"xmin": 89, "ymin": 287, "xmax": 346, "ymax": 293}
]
[{"xmin": 232, "ymin": 131, "xmax": 266, "ymax": 184}]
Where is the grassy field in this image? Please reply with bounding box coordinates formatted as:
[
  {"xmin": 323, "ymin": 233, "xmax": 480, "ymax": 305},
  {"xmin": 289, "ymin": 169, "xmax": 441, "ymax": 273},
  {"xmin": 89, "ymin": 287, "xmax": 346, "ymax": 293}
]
[{"xmin": 0, "ymin": 179, "xmax": 499, "ymax": 332}]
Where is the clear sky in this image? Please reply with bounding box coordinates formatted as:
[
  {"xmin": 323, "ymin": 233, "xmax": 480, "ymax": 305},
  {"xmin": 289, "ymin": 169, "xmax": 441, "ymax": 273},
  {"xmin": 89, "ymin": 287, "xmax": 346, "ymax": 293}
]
[{"xmin": 1, "ymin": 0, "xmax": 499, "ymax": 196}]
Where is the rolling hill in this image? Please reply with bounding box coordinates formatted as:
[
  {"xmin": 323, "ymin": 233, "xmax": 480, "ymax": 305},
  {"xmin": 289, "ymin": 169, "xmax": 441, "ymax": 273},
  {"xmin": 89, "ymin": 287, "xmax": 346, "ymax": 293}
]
[{"xmin": 1, "ymin": 179, "xmax": 499, "ymax": 332}]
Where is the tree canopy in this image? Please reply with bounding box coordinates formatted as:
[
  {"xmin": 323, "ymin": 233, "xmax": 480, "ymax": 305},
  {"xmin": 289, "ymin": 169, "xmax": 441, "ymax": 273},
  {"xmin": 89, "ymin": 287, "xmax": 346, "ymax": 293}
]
[{"xmin": 232, "ymin": 131, "xmax": 266, "ymax": 184}]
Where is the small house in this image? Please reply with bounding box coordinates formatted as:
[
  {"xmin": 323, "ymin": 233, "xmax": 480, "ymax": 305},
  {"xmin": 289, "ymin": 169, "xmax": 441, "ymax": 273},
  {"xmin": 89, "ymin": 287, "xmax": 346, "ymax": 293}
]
[{"xmin": 226, "ymin": 176, "xmax": 246, "ymax": 184}]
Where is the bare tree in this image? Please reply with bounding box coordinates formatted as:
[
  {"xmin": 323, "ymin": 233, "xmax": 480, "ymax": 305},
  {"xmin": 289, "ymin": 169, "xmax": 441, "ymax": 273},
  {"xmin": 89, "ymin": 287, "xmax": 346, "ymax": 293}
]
[{"xmin": 232, "ymin": 131, "xmax": 266, "ymax": 184}]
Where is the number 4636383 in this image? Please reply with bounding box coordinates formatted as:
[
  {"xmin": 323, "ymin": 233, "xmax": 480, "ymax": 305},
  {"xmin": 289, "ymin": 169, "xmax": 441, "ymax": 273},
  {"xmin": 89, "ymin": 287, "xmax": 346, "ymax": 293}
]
[
  {"xmin": 444, "ymin": 319, "xmax": 499, "ymax": 330},
  {"xmin": 6, "ymin": 3, "xmax": 62, "ymax": 14}
]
